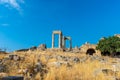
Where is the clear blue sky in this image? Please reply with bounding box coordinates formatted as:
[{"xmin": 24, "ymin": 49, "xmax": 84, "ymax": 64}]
[{"xmin": 0, "ymin": 0, "xmax": 120, "ymax": 51}]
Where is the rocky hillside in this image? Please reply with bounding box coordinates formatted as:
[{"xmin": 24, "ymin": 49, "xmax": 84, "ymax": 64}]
[{"xmin": 0, "ymin": 48, "xmax": 120, "ymax": 80}]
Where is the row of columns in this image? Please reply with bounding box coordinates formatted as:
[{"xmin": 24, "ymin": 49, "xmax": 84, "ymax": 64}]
[{"xmin": 52, "ymin": 30, "xmax": 72, "ymax": 50}]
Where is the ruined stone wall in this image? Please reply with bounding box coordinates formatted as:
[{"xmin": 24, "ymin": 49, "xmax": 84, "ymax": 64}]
[{"xmin": 80, "ymin": 43, "xmax": 101, "ymax": 55}]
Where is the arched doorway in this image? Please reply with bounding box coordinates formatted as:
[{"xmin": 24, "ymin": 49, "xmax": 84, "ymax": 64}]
[{"xmin": 86, "ymin": 48, "xmax": 96, "ymax": 55}]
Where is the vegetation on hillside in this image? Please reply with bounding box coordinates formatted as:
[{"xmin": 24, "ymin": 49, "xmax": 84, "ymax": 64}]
[{"xmin": 96, "ymin": 36, "xmax": 120, "ymax": 56}]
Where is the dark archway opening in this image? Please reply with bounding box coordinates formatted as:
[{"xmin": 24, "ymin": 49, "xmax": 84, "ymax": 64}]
[{"xmin": 86, "ymin": 48, "xmax": 96, "ymax": 55}]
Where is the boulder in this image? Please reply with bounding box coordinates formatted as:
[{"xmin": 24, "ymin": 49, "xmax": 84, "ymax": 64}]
[
  {"xmin": 38, "ymin": 44, "xmax": 46, "ymax": 51},
  {"xmin": 34, "ymin": 62, "xmax": 43, "ymax": 72},
  {"xmin": 9, "ymin": 55, "xmax": 14, "ymax": 60},
  {"xmin": 56, "ymin": 55, "xmax": 63, "ymax": 60},
  {"xmin": 13, "ymin": 55, "xmax": 20, "ymax": 61},
  {"xmin": 8, "ymin": 55, "xmax": 21, "ymax": 61},
  {"xmin": 102, "ymin": 69, "xmax": 115, "ymax": 76},
  {"xmin": 73, "ymin": 57, "xmax": 80, "ymax": 63}
]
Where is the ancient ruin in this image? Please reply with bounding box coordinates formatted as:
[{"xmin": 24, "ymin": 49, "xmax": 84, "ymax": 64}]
[
  {"xmin": 52, "ymin": 30, "xmax": 72, "ymax": 50},
  {"xmin": 62, "ymin": 36, "xmax": 72, "ymax": 50},
  {"xmin": 52, "ymin": 30, "xmax": 63, "ymax": 48},
  {"xmin": 0, "ymin": 31, "xmax": 120, "ymax": 80},
  {"xmin": 37, "ymin": 44, "xmax": 46, "ymax": 51},
  {"xmin": 80, "ymin": 42, "xmax": 101, "ymax": 55}
]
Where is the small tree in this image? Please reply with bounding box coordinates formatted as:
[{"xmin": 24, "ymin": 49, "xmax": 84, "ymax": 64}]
[{"xmin": 96, "ymin": 36, "xmax": 120, "ymax": 56}]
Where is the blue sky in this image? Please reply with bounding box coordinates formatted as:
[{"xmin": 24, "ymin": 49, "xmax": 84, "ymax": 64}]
[{"xmin": 0, "ymin": 0, "xmax": 120, "ymax": 51}]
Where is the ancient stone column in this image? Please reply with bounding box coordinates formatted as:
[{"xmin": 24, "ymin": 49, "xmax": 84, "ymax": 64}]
[
  {"xmin": 60, "ymin": 33, "xmax": 63, "ymax": 48},
  {"xmin": 59, "ymin": 33, "xmax": 62, "ymax": 48},
  {"xmin": 64, "ymin": 39, "xmax": 66, "ymax": 49},
  {"xmin": 62, "ymin": 36, "xmax": 65, "ymax": 48},
  {"xmin": 70, "ymin": 39, "xmax": 72, "ymax": 50},
  {"xmin": 52, "ymin": 33, "xmax": 54, "ymax": 48},
  {"xmin": 52, "ymin": 30, "xmax": 63, "ymax": 49}
]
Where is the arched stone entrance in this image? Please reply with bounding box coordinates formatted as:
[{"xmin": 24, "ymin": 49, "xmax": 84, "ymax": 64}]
[{"xmin": 86, "ymin": 48, "xmax": 96, "ymax": 55}]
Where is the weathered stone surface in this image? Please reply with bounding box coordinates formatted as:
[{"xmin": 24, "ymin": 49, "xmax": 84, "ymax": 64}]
[
  {"xmin": 48, "ymin": 61, "xmax": 69, "ymax": 67},
  {"xmin": 102, "ymin": 69, "xmax": 114, "ymax": 76},
  {"xmin": 88, "ymin": 55, "xmax": 107, "ymax": 62},
  {"xmin": 34, "ymin": 61, "xmax": 42, "ymax": 72},
  {"xmin": 13, "ymin": 55, "xmax": 20, "ymax": 61},
  {"xmin": 62, "ymin": 36, "xmax": 72, "ymax": 50},
  {"xmin": 72, "ymin": 57, "xmax": 80, "ymax": 63},
  {"xmin": 9, "ymin": 55, "xmax": 14, "ymax": 60},
  {"xmin": 71, "ymin": 46, "xmax": 80, "ymax": 53},
  {"xmin": 56, "ymin": 55, "xmax": 63, "ymax": 61},
  {"xmin": 38, "ymin": 44, "xmax": 46, "ymax": 51},
  {"xmin": 29, "ymin": 46, "xmax": 37, "ymax": 51},
  {"xmin": 52, "ymin": 30, "xmax": 62, "ymax": 48},
  {"xmin": 56, "ymin": 55, "xmax": 89, "ymax": 63},
  {"xmin": 8, "ymin": 55, "xmax": 21, "ymax": 61},
  {"xmin": 80, "ymin": 42, "xmax": 99, "ymax": 55},
  {"xmin": 52, "ymin": 30, "xmax": 72, "ymax": 50}
]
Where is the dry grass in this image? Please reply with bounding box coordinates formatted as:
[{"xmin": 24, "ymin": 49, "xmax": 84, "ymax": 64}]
[
  {"xmin": 45, "ymin": 60, "xmax": 104, "ymax": 80},
  {"xmin": 1, "ymin": 50, "xmax": 120, "ymax": 80}
]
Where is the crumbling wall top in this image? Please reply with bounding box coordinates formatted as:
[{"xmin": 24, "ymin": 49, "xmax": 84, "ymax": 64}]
[
  {"xmin": 53, "ymin": 30, "xmax": 62, "ymax": 34},
  {"xmin": 64, "ymin": 37, "xmax": 71, "ymax": 40}
]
